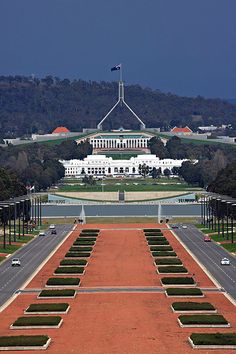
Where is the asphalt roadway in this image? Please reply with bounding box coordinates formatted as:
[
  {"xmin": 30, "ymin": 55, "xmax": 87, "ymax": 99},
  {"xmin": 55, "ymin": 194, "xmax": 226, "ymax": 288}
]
[
  {"xmin": 0, "ymin": 224, "xmax": 73, "ymax": 309},
  {"xmin": 173, "ymin": 224, "xmax": 236, "ymax": 300}
]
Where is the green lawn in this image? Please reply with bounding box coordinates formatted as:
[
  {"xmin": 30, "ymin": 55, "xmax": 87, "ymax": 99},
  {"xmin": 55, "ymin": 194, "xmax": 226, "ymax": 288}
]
[
  {"xmin": 0, "ymin": 244, "xmax": 21, "ymax": 254},
  {"xmin": 222, "ymin": 243, "xmax": 236, "ymax": 252},
  {"xmin": 210, "ymin": 234, "xmax": 236, "ymax": 242},
  {"xmin": 0, "ymin": 257, "xmax": 5, "ymax": 263}
]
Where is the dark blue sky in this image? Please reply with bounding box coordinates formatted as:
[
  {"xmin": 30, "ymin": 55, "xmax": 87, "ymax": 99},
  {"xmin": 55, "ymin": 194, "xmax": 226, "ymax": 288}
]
[{"xmin": 0, "ymin": 0, "xmax": 235, "ymax": 98}]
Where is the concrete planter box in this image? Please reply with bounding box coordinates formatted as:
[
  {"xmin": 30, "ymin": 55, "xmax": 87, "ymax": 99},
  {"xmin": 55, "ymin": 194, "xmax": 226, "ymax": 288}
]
[
  {"xmin": 0, "ymin": 338, "xmax": 51, "ymax": 351},
  {"xmin": 178, "ymin": 318, "xmax": 230, "ymax": 328},
  {"xmin": 188, "ymin": 337, "xmax": 236, "ymax": 349},
  {"xmin": 10, "ymin": 319, "xmax": 63, "ymax": 330},
  {"xmin": 24, "ymin": 307, "xmax": 70, "ymax": 315},
  {"xmin": 37, "ymin": 293, "xmax": 76, "ymax": 299},
  {"xmin": 45, "ymin": 284, "xmax": 80, "ymax": 288},
  {"xmin": 59, "ymin": 263, "xmax": 88, "ymax": 268},
  {"xmin": 165, "ymin": 292, "xmax": 204, "ymax": 298},
  {"xmin": 157, "ymin": 269, "xmax": 188, "ymax": 275}
]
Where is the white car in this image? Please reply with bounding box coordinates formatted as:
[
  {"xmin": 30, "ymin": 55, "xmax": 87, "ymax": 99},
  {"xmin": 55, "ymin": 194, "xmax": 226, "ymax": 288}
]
[
  {"xmin": 39, "ymin": 231, "xmax": 46, "ymax": 236},
  {"xmin": 220, "ymin": 258, "xmax": 230, "ymax": 265},
  {"xmin": 11, "ymin": 258, "xmax": 21, "ymax": 267},
  {"xmin": 182, "ymin": 225, "xmax": 187, "ymax": 229},
  {"xmin": 49, "ymin": 224, "xmax": 55, "ymax": 229}
]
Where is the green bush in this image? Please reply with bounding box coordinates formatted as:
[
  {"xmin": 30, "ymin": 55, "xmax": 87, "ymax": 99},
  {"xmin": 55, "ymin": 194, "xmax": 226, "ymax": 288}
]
[
  {"xmin": 166, "ymin": 288, "xmax": 203, "ymax": 296},
  {"xmin": 155, "ymin": 258, "xmax": 182, "ymax": 265},
  {"xmin": 65, "ymin": 252, "xmax": 90, "ymax": 258},
  {"xmin": 46, "ymin": 278, "xmax": 80, "ymax": 285},
  {"xmin": 190, "ymin": 333, "xmax": 236, "ymax": 345},
  {"xmin": 73, "ymin": 240, "xmax": 95, "ymax": 245},
  {"xmin": 172, "ymin": 302, "xmax": 215, "ymax": 311},
  {"xmin": 148, "ymin": 240, "xmax": 169, "ymax": 245},
  {"xmin": 12, "ymin": 316, "xmax": 61, "ymax": 327},
  {"xmin": 152, "ymin": 251, "xmax": 177, "ymax": 257},
  {"xmin": 0, "ymin": 336, "xmax": 49, "ymax": 347},
  {"xmin": 54, "ymin": 266, "xmax": 84, "ymax": 274},
  {"xmin": 70, "ymin": 246, "xmax": 92, "ymax": 252},
  {"xmin": 161, "ymin": 277, "xmax": 194, "ymax": 285},
  {"xmin": 39, "ymin": 289, "xmax": 75, "ymax": 297},
  {"xmin": 26, "ymin": 303, "xmax": 69, "ymax": 313},
  {"xmin": 179, "ymin": 314, "xmax": 228, "ymax": 325},
  {"xmin": 158, "ymin": 266, "xmax": 188, "ymax": 273},
  {"xmin": 60, "ymin": 259, "xmax": 87, "ymax": 266},
  {"xmin": 150, "ymin": 246, "xmax": 173, "ymax": 252}
]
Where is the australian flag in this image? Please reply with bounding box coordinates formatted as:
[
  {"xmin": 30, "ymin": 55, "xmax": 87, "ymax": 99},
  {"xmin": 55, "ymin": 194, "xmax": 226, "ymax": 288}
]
[{"xmin": 111, "ymin": 64, "xmax": 121, "ymax": 71}]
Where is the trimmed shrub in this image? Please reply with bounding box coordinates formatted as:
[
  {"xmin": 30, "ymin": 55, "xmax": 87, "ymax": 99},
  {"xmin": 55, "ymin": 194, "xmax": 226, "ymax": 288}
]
[
  {"xmin": 148, "ymin": 240, "xmax": 169, "ymax": 245},
  {"xmin": 26, "ymin": 303, "xmax": 69, "ymax": 313},
  {"xmin": 172, "ymin": 302, "xmax": 215, "ymax": 311},
  {"xmin": 158, "ymin": 266, "xmax": 188, "ymax": 273},
  {"xmin": 146, "ymin": 237, "xmax": 166, "ymax": 241},
  {"xmin": 65, "ymin": 252, "xmax": 90, "ymax": 258},
  {"xmin": 190, "ymin": 333, "xmax": 236, "ymax": 345},
  {"xmin": 81, "ymin": 229, "xmax": 99, "ymax": 233},
  {"xmin": 145, "ymin": 233, "xmax": 163, "ymax": 237},
  {"xmin": 73, "ymin": 240, "xmax": 95, "ymax": 245},
  {"xmin": 0, "ymin": 336, "xmax": 49, "ymax": 347},
  {"xmin": 39, "ymin": 289, "xmax": 75, "ymax": 297},
  {"xmin": 70, "ymin": 246, "xmax": 92, "ymax": 252},
  {"xmin": 161, "ymin": 277, "xmax": 194, "ymax": 285},
  {"xmin": 46, "ymin": 278, "xmax": 80, "ymax": 286},
  {"xmin": 150, "ymin": 246, "xmax": 173, "ymax": 252},
  {"xmin": 12, "ymin": 316, "xmax": 61, "ymax": 327},
  {"xmin": 75, "ymin": 237, "xmax": 96, "ymax": 242},
  {"xmin": 155, "ymin": 258, "xmax": 182, "ymax": 265},
  {"xmin": 143, "ymin": 229, "xmax": 161, "ymax": 232},
  {"xmin": 166, "ymin": 288, "xmax": 203, "ymax": 296},
  {"xmin": 60, "ymin": 259, "xmax": 87, "ymax": 266},
  {"xmin": 54, "ymin": 266, "xmax": 84, "ymax": 274},
  {"xmin": 152, "ymin": 251, "xmax": 177, "ymax": 257},
  {"xmin": 179, "ymin": 314, "xmax": 228, "ymax": 325}
]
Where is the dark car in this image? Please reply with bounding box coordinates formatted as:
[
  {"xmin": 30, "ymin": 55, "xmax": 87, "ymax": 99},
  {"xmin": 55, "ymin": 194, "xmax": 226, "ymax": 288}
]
[{"xmin": 51, "ymin": 229, "xmax": 57, "ymax": 235}]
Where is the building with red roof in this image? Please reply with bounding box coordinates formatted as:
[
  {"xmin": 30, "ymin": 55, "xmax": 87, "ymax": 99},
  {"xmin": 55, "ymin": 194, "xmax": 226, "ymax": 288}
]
[
  {"xmin": 52, "ymin": 126, "xmax": 70, "ymax": 134},
  {"xmin": 170, "ymin": 126, "xmax": 193, "ymax": 135}
]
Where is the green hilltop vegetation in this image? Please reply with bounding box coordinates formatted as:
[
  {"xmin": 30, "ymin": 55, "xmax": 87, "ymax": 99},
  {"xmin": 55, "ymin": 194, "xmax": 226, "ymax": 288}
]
[{"xmin": 0, "ymin": 75, "xmax": 236, "ymax": 139}]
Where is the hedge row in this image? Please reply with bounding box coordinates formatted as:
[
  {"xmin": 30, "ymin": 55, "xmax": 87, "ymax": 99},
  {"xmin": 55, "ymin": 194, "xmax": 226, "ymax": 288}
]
[
  {"xmin": 179, "ymin": 314, "xmax": 228, "ymax": 325},
  {"xmin": 70, "ymin": 246, "xmax": 92, "ymax": 252},
  {"xmin": 79, "ymin": 235, "xmax": 98, "ymax": 238},
  {"xmin": 39, "ymin": 289, "xmax": 76, "ymax": 297},
  {"xmin": 65, "ymin": 252, "xmax": 90, "ymax": 258},
  {"xmin": 0, "ymin": 336, "xmax": 49, "ymax": 347},
  {"xmin": 166, "ymin": 288, "xmax": 203, "ymax": 296},
  {"xmin": 54, "ymin": 266, "xmax": 84, "ymax": 274},
  {"xmin": 12, "ymin": 316, "xmax": 61, "ymax": 327},
  {"xmin": 143, "ymin": 229, "xmax": 161, "ymax": 232},
  {"xmin": 26, "ymin": 303, "xmax": 69, "ymax": 313},
  {"xmin": 145, "ymin": 233, "xmax": 163, "ymax": 237},
  {"xmin": 150, "ymin": 246, "xmax": 173, "ymax": 252},
  {"xmin": 190, "ymin": 333, "xmax": 236, "ymax": 345},
  {"xmin": 172, "ymin": 302, "xmax": 215, "ymax": 311},
  {"xmin": 81, "ymin": 229, "xmax": 99, "ymax": 233},
  {"xmin": 46, "ymin": 278, "xmax": 80, "ymax": 286},
  {"xmin": 148, "ymin": 240, "xmax": 169, "ymax": 245},
  {"xmin": 152, "ymin": 251, "xmax": 177, "ymax": 257},
  {"xmin": 155, "ymin": 258, "xmax": 182, "ymax": 265},
  {"xmin": 158, "ymin": 266, "xmax": 188, "ymax": 273},
  {"xmin": 73, "ymin": 241, "xmax": 95, "ymax": 246},
  {"xmin": 75, "ymin": 237, "xmax": 96, "ymax": 242},
  {"xmin": 161, "ymin": 277, "xmax": 194, "ymax": 285},
  {"xmin": 60, "ymin": 259, "xmax": 87, "ymax": 266},
  {"xmin": 146, "ymin": 237, "xmax": 166, "ymax": 242}
]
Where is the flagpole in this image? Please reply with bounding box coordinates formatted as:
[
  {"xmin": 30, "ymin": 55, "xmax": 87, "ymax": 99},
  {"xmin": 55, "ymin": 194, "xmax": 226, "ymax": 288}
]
[{"xmin": 120, "ymin": 63, "xmax": 122, "ymax": 82}]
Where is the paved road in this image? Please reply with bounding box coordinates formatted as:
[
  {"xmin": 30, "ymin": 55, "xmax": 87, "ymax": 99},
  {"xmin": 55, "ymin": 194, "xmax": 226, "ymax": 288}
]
[
  {"xmin": 0, "ymin": 224, "xmax": 73, "ymax": 309},
  {"xmin": 42, "ymin": 203, "xmax": 201, "ymax": 218},
  {"xmin": 173, "ymin": 224, "xmax": 236, "ymax": 300}
]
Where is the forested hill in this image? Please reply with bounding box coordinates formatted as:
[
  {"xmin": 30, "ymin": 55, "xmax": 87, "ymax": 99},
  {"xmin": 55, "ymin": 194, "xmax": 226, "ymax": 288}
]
[{"xmin": 1, "ymin": 75, "xmax": 236, "ymax": 138}]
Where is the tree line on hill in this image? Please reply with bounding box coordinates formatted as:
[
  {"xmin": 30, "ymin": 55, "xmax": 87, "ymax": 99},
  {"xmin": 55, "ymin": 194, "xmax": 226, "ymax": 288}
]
[
  {"xmin": 207, "ymin": 162, "xmax": 236, "ymax": 198},
  {"xmin": 0, "ymin": 75, "xmax": 236, "ymax": 140},
  {"xmin": 0, "ymin": 140, "xmax": 92, "ymax": 200}
]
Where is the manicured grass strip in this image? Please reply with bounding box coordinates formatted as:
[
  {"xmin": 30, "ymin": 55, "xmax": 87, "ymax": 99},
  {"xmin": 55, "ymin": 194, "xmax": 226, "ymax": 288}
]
[
  {"xmin": 152, "ymin": 251, "xmax": 177, "ymax": 257},
  {"xmin": 155, "ymin": 258, "xmax": 182, "ymax": 265},
  {"xmin": 0, "ymin": 256, "xmax": 5, "ymax": 263},
  {"xmin": 158, "ymin": 266, "xmax": 188, "ymax": 273},
  {"xmin": 166, "ymin": 288, "xmax": 203, "ymax": 296},
  {"xmin": 172, "ymin": 302, "xmax": 215, "ymax": 311},
  {"xmin": 150, "ymin": 246, "xmax": 173, "ymax": 252},
  {"xmin": 222, "ymin": 243, "xmax": 236, "ymax": 252},
  {"xmin": 54, "ymin": 266, "xmax": 84, "ymax": 274},
  {"xmin": 70, "ymin": 246, "xmax": 93, "ymax": 252},
  {"xmin": 65, "ymin": 252, "xmax": 91, "ymax": 258},
  {"xmin": 179, "ymin": 314, "xmax": 228, "ymax": 325},
  {"xmin": 0, "ymin": 335, "xmax": 49, "ymax": 347},
  {"xmin": 162, "ymin": 277, "xmax": 195, "ymax": 285},
  {"xmin": 148, "ymin": 240, "xmax": 169, "ymax": 245},
  {"xmin": 145, "ymin": 233, "xmax": 163, "ymax": 237},
  {"xmin": 190, "ymin": 333, "xmax": 236, "ymax": 345},
  {"xmin": 60, "ymin": 259, "xmax": 87, "ymax": 266},
  {"xmin": 146, "ymin": 237, "xmax": 166, "ymax": 241},
  {"xmin": 39, "ymin": 289, "xmax": 76, "ymax": 297},
  {"xmin": 144, "ymin": 229, "xmax": 161, "ymax": 232},
  {"xmin": 46, "ymin": 278, "xmax": 80, "ymax": 286},
  {"xmin": 75, "ymin": 237, "xmax": 96, "ymax": 242},
  {"xmin": 0, "ymin": 245, "xmax": 21, "ymax": 254},
  {"xmin": 26, "ymin": 303, "xmax": 69, "ymax": 313},
  {"xmin": 73, "ymin": 240, "xmax": 95, "ymax": 245},
  {"xmin": 12, "ymin": 316, "xmax": 61, "ymax": 327}
]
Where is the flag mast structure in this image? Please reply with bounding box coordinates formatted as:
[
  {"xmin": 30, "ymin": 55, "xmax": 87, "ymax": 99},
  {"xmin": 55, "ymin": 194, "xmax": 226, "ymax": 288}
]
[{"xmin": 97, "ymin": 64, "xmax": 146, "ymax": 130}]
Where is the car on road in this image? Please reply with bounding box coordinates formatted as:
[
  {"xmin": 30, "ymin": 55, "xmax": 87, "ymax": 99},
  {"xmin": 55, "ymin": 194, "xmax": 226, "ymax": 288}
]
[
  {"xmin": 204, "ymin": 235, "xmax": 211, "ymax": 242},
  {"xmin": 49, "ymin": 224, "xmax": 55, "ymax": 229},
  {"xmin": 11, "ymin": 258, "xmax": 21, "ymax": 267},
  {"xmin": 221, "ymin": 257, "xmax": 230, "ymax": 265},
  {"xmin": 39, "ymin": 231, "xmax": 46, "ymax": 237},
  {"xmin": 51, "ymin": 229, "xmax": 57, "ymax": 235},
  {"xmin": 172, "ymin": 225, "xmax": 179, "ymax": 229},
  {"xmin": 182, "ymin": 225, "xmax": 187, "ymax": 229}
]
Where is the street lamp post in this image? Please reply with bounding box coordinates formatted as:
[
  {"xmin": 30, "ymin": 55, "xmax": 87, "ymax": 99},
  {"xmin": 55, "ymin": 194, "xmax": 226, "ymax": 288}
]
[{"xmin": 226, "ymin": 201, "xmax": 231, "ymax": 240}]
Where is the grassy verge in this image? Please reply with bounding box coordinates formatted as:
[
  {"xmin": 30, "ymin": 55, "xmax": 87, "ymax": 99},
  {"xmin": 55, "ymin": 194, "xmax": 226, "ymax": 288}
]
[
  {"xmin": 0, "ymin": 335, "xmax": 49, "ymax": 347},
  {"xmin": 26, "ymin": 303, "xmax": 69, "ymax": 313},
  {"xmin": 172, "ymin": 302, "xmax": 215, "ymax": 311},
  {"xmin": 0, "ymin": 244, "xmax": 21, "ymax": 254},
  {"xmin": 222, "ymin": 243, "xmax": 236, "ymax": 252},
  {"xmin": 190, "ymin": 333, "xmax": 236, "ymax": 345}
]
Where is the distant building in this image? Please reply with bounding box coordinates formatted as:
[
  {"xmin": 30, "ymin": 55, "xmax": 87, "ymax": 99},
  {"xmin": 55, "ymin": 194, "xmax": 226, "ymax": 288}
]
[
  {"xmin": 52, "ymin": 126, "xmax": 70, "ymax": 134},
  {"xmin": 171, "ymin": 126, "xmax": 193, "ymax": 135},
  {"xmin": 60, "ymin": 154, "xmax": 195, "ymax": 178}
]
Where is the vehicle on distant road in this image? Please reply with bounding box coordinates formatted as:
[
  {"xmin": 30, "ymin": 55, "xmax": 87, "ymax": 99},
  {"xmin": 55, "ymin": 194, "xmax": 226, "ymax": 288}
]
[
  {"xmin": 39, "ymin": 231, "xmax": 46, "ymax": 237},
  {"xmin": 172, "ymin": 225, "xmax": 179, "ymax": 229},
  {"xmin": 51, "ymin": 229, "xmax": 57, "ymax": 235},
  {"xmin": 221, "ymin": 258, "xmax": 230, "ymax": 265},
  {"xmin": 204, "ymin": 235, "xmax": 211, "ymax": 242},
  {"xmin": 11, "ymin": 258, "xmax": 21, "ymax": 267},
  {"xmin": 49, "ymin": 224, "xmax": 55, "ymax": 229},
  {"xmin": 182, "ymin": 225, "xmax": 187, "ymax": 229}
]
